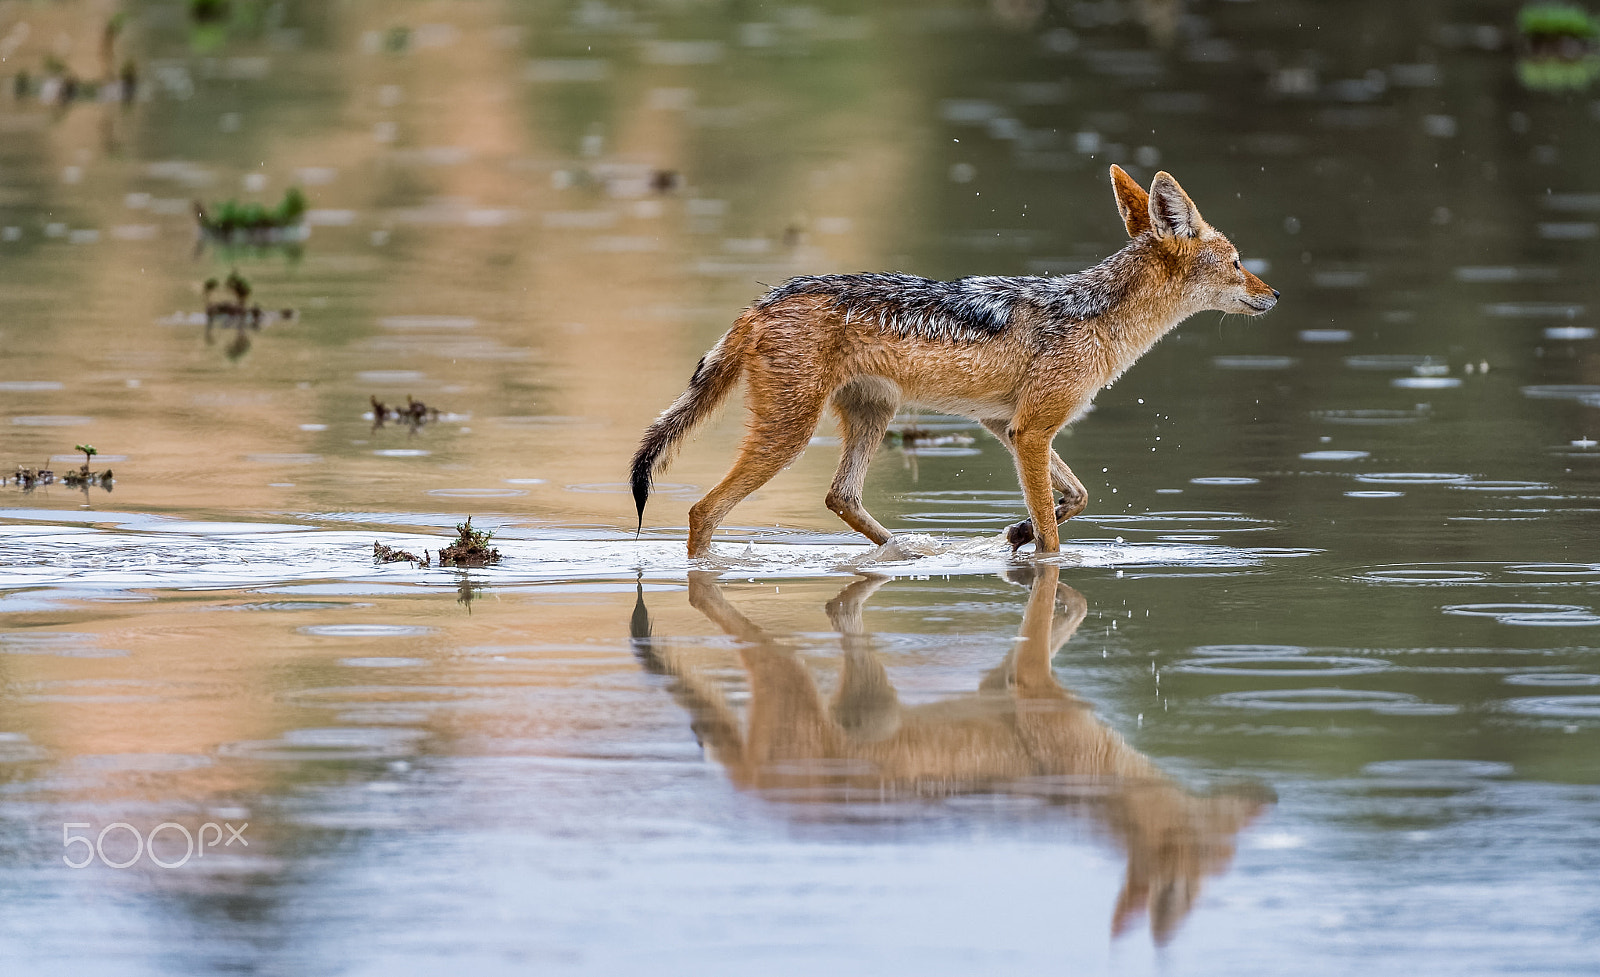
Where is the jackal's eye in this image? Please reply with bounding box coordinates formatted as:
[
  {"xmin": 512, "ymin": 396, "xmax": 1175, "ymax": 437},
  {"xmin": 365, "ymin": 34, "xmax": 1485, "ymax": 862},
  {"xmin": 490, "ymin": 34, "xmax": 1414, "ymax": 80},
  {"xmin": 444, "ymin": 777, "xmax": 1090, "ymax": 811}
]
[{"xmin": 1232, "ymin": 258, "xmax": 1241, "ymax": 271}]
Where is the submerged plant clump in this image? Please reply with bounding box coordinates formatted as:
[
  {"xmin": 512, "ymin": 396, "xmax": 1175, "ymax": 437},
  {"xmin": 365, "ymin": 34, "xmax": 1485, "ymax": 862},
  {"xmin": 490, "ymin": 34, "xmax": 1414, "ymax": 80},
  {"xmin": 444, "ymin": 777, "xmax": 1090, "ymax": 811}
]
[
  {"xmin": 195, "ymin": 187, "xmax": 308, "ymax": 245},
  {"xmin": 62, "ymin": 443, "xmax": 115, "ymax": 488},
  {"xmin": 371, "ymin": 518, "xmax": 500, "ymax": 569},
  {"xmin": 438, "ymin": 517, "xmax": 501, "ymax": 567}
]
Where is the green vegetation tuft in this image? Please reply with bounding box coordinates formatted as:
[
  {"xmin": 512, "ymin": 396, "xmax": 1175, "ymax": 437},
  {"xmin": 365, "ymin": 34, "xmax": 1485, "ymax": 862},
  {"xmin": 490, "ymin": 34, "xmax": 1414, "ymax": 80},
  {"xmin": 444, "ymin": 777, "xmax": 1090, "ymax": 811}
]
[
  {"xmin": 1519, "ymin": 3, "xmax": 1599, "ymax": 39},
  {"xmin": 198, "ymin": 188, "xmax": 310, "ymax": 235}
]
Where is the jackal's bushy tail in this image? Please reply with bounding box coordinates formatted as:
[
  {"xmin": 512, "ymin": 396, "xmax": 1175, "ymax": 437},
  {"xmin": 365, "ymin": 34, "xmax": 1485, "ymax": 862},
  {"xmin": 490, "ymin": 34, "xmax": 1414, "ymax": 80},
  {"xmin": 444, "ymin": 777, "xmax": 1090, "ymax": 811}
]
[{"xmin": 630, "ymin": 314, "xmax": 753, "ymax": 531}]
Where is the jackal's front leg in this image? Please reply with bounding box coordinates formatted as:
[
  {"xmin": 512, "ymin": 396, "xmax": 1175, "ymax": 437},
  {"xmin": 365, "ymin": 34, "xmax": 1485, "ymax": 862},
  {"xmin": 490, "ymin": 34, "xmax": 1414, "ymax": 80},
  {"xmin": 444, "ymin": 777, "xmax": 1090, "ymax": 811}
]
[
  {"xmin": 1010, "ymin": 427, "xmax": 1066, "ymax": 553},
  {"xmin": 982, "ymin": 419, "xmax": 1087, "ymax": 551}
]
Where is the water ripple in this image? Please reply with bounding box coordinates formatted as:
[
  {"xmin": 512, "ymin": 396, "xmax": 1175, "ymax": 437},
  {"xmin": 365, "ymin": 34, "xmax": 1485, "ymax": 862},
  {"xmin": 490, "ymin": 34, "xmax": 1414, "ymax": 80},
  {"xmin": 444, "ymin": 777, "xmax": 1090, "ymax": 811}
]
[
  {"xmin": 1354, "ymin": 472, "xmax": 1472, "ymax": 485},
  {"xmin": 1173, "ymin": 655, "xmax": 1391, "ymax": 676},
  {"xmin": 0, "ymin": 632, "xmax": 113, "ymax": 657},
  {"xmin": 1351, "ymin": 562, "xmax": 1600, "ymax": 587},
  {"xmin": 1362, "ymin": 759, "xmax": 1513, "ymax": 779},
  {"xmin": 1078, "ymin": 511, "xmax": 1273, "ymax": 533},
  {"xmin": 10, "ymin": 414, "xmax": 93, "ymax": 426},
  {"xmin": 1443, "ymin": 603, "xmax": 1593, "ymax": 624},
  {"xmin": 1188, "ymin": 644, "xmax": 1310, "ymax": 657},
  {"xmin": 219, "ymin": 727, "xmax": 428, "ymax": 761},
  {"xmin": 300, "ymin": 624, "xmax": 435, "ymax": 638},
  {"xmin": 1501, "ymin": 696, "xmax": 1600, "ymax": 719},
  {"xmin": 1212, "ymin": 355, "xmax": 1298, "ymax": 370},
  {"xmin": 1344, "ymin": 354, "xmax": 1439, "ymax": 371},
  {"xmin": 1315, "ymin": 407, "xmax": 1428, "ymax": 425},
  {"xmin": 279, "ymin": 685, "xmax": 491, "ymax": 709},
  {"xmin": 1504, "ymin": 674, "xmax": 1600, "ymax": 688},
  {"xmin": 426, "ymin": 487, "xmax": 526, "ymax": 498},
  {"xmin": 1451, "ymin": 480, "xmax": 1554, "ymax": 493},
  {"xmin": 1521, "ymin": 384, "xmax": 1600, "ymax": 403},
  {"xmin": 1209, "ymin": 688, "xmax": 1451, "ymax": 713},
  {"xmin": 379, "ymin": 315, "xmax": 477, "ymax": 329},
  {"xmin": 1392, "ymin": 376, "xmax": 1461, "ymax": 389}
]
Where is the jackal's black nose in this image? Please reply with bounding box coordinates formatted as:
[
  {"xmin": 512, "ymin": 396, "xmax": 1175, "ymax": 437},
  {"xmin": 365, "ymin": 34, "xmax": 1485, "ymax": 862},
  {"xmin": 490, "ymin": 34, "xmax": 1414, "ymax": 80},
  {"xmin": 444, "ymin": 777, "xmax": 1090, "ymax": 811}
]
[{"xmin": 1271, "ymin": 288, "xmax": 1280, "ymax": 299}]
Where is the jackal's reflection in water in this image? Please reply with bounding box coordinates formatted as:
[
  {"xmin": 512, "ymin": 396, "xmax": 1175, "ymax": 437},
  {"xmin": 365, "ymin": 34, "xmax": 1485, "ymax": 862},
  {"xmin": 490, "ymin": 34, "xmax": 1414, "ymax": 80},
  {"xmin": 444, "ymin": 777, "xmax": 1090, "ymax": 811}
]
[{"xmin": 631, "ymin": 565, "xmax": 1272, "ymax": 943}]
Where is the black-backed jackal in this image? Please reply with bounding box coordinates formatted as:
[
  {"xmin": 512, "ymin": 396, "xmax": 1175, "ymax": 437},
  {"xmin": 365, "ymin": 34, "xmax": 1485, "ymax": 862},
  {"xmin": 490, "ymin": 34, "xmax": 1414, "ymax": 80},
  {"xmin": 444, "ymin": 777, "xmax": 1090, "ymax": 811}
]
[{"xmin": 631, "ymin": 165, "xmax": 1278, "ymax": 557}]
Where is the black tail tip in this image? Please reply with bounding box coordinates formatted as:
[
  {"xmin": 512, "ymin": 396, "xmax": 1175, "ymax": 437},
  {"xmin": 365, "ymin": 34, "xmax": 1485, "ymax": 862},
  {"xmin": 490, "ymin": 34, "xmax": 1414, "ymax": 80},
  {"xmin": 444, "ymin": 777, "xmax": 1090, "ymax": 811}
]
[{"xmin": 630, "ymin": 470, "xmax": 650, "ymax": 536}]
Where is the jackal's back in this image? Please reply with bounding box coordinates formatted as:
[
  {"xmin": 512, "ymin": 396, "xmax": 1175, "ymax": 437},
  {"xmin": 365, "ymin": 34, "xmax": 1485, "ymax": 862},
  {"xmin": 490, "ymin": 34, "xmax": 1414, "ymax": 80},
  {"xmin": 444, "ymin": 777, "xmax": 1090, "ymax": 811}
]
[{"xmin": 757, "ymin": 269, "xmax": 1136, "ymax": 344}]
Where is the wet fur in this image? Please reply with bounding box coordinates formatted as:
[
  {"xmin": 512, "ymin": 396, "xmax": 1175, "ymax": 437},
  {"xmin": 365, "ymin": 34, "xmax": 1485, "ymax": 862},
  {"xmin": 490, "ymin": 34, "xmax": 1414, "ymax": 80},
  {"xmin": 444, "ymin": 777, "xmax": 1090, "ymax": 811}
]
[{"xmin": 631, "ymin": 165, "xmax": 1278, "ymax": 556}]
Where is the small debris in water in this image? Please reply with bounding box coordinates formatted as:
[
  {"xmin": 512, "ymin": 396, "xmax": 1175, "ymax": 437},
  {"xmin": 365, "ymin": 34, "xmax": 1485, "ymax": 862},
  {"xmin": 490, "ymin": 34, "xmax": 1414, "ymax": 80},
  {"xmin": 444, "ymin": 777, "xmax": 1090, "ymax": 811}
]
[
  {"xmin": 373, "ymin": 541, "xmax": 430, "ymax": 567},
  {"xmin": 205, "ymin": 270, "xmax": 297, "ymax": 327},
  {"xmin": 370, "ymin": 395, "xmax": 443, "ymax": 431},
  {"xmin": 6, "ymin": 444, "xmax": 113, "ymax": 491},
  {"xmin": 884, "ymin": 425, "xmax": 976, "ymax": 449},
  {"xmin": 4, "ymin": 466, "xmax": 55, "ymax": 490},
  {"xmin": 202, "ymin": 271, "xmax": 296, "ymax": 360},
  {"xmin": 438, "ymin": 517, "xmax": 501, "ymax": 567},
  {"xmin": 10, "ymin": 17, "xmax": 137, "ymax": 107}
]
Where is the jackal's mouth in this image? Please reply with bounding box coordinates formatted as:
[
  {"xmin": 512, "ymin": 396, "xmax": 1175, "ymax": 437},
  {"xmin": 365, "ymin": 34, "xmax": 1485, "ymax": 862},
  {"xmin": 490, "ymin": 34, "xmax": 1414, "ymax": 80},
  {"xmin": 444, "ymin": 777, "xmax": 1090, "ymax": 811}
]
[{"xmin": 1240, "ymin": 297, "xmax": 1277, "ymax": 313}]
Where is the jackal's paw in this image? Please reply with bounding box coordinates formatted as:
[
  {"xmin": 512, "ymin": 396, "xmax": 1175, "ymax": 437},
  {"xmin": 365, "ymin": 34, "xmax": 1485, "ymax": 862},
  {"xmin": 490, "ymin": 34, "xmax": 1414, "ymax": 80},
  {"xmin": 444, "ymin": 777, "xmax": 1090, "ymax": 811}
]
[
  {"xmin": 866, "ymin": 533, "xmax": 945, "ymax": 562},
  {"xmin": 1004, "ymin": 518, "xmax": 1036, "ymax": 552}
]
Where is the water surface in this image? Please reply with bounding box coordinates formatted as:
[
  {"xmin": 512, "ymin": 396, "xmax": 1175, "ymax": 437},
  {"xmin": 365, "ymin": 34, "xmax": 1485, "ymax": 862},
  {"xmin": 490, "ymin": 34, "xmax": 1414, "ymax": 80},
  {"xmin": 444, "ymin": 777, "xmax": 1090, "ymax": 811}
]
[{"xmin": 2, "ymin": 1, "xmax": 1599, "ymax": 973}]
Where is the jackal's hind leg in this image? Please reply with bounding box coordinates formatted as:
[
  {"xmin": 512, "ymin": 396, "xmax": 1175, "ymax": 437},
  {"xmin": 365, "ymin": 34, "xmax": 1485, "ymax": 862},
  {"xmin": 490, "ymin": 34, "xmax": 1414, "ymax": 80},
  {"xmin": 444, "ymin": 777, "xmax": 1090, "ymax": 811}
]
[
  {"xmin": 688, "ymin": 400, "xmax": 825, "ymax": 557},
  {"xmin": 980, "ymin": 420, "xmax": 1088, "ymax": 551},
  {"xmin": 825, "ymin": 381, "xmax": 898, "ymax": 545}
]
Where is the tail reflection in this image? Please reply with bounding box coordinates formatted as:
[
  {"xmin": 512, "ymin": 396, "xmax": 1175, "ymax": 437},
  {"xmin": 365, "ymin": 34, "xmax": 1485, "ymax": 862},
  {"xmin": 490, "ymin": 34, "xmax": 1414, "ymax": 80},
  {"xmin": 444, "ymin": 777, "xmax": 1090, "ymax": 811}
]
[{"xmin": 630, "ymin": 564, "xmax": 1272, "ymax": 943}]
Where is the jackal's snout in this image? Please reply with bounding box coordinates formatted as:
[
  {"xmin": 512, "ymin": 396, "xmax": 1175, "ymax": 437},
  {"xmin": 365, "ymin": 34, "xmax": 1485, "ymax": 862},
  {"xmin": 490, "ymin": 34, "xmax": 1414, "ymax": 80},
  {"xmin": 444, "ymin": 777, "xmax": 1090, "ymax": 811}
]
[{"xmin": 1239, "ymin": 268, "xmax": 1279, "ymax": 315}]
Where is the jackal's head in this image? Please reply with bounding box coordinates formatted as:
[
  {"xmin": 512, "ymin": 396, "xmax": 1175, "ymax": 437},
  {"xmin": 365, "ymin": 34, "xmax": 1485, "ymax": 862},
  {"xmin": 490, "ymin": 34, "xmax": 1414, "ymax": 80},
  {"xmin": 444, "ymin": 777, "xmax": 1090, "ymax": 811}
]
[{"xmin": 1109, "ymin": 164, "xmax": 1279, "ymax": 317}]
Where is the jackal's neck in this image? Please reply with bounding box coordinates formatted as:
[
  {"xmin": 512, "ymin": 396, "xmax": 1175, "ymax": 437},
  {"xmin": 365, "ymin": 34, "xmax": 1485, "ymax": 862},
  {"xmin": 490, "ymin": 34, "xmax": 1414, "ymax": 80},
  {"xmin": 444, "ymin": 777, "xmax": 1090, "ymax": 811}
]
[{"xmin": 1077, "ymin": 240, "xmax": 1192, "ymax": 381}]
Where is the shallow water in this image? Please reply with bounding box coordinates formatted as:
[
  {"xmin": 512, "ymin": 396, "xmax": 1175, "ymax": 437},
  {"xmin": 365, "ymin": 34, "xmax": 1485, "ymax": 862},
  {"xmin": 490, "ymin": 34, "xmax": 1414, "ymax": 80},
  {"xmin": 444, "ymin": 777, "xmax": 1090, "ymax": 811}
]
[{"xmin": 3, "ymin": 1, "xmax": 1600, "ymax": 974}]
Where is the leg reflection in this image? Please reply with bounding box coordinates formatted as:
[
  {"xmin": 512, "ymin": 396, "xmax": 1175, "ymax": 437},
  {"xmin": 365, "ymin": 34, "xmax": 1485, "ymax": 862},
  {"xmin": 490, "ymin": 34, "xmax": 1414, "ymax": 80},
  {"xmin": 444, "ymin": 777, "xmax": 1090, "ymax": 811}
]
[{"xmin": 629, "ymin": 566, "xmax": 1272, "ymax": 942}]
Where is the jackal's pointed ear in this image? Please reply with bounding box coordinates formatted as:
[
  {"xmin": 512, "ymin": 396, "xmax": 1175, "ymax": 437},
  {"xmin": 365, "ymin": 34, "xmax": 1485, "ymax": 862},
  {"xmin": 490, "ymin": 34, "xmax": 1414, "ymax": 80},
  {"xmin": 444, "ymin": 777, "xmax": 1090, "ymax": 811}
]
[
  {"xmin": 1109, "ymin": 164, "xmax": 1151, "ymax": 238},
  {"xmin": 1147, "ymin": 171, "xmax": 1204, "ymax": 239},
  {"xmin": 1152, "ymin": 171, "xmax": 1203, "ymax": 241}
]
